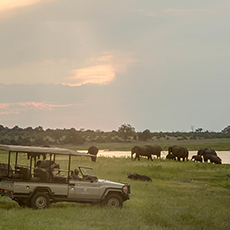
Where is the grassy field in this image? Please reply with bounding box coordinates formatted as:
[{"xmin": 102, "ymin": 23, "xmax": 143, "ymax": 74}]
[
  {"xmin": 61, "ymin": 138, "xmax": 230, "ymax": 151},
  {"xmin": 0, "ymin": 154, "xmax": 230, "ymax": 230}
]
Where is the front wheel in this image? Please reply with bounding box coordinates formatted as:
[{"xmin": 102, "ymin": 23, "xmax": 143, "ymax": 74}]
[
  {"xmin": 31, "ymin": 193, "xmax": 50, "ymax": 209},
  {"xmin": 106, "ymin": 194, "xmax": 123, "ymax": 208}
]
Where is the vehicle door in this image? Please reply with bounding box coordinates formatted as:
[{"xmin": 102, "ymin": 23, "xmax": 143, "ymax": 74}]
[
  {"xmin": 68, "ymin": 179, "xmax": 100, "ymax": 200},
  {"xmin": 73, "ymin": 179, "xmax": 100, "ymax": 200}
]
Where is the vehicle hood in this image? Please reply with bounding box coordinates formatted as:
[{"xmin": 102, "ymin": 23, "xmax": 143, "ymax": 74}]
[{"xmin": 98, "ymin": 179, "xmax": 125, "ymax": 187}]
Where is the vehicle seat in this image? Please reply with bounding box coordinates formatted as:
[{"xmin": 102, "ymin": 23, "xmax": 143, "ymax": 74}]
[
  {"xmin": 0, "ymin": 163, "xmax": 6, "ymax": 176},
  {"xmin": 40, "ymin": 171, "xmax": 49, "ymax": 182},
  {"xmin": 0, "ymin": 163, "xmax": 13, "ymax": 177},
  {"xmin": 34, "ymin": 168, "xmax": 43, "ymax": 178},
  {"xmin": 20, "ymin": 167, "xmax": 31, "ymax": 180}
]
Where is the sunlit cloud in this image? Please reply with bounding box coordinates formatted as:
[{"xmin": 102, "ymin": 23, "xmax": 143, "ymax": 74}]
[
  {"xmin": 0, "ymin": 0, "xmax": 42, "ymax": 12},
  {"xmin": 65, "ymin": 65, "xmax": 115, "ymax": 86},
  {"xmin": 63, "ymin": 53, "xmax": 136, "ymax": 86},
  {"xmin": 0, "ymin": 0, "xmax": 55, "ymax": 20},
  {"xmin": 0, "ymin": 102, "xmax": 79, "ymax": 115}
]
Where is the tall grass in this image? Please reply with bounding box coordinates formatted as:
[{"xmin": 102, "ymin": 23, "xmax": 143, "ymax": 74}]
[{"xmin": 0, "ymin": 156, "xmax": 230, "ymax": 230}]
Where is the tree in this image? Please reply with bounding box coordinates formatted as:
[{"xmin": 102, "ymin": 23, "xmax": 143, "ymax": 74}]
[
  {"xmin": 35, "ymin": 126, "xmax": 44, "ymax": 132},
  {"xmin": 62, "ymin": 130, "xmax": 85, "ymax": 145},
  {"xmin": 118, "ymin": 124, "xmax": 135, "ymax": 142},
  {"xmin": 222, "ymin": 125, "xmax": 230, "ymax": 135},
  {"xmin": 195, "ymin": 128, "xmax": 203, "ymax": 133},
  {"xmin": 138, "ymin": 129, "xmax": 151, "ymax": 141}
]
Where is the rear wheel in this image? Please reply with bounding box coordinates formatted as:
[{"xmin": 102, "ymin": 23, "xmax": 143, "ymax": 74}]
[
  {"xmin": 106, "ymin": 194, "xmax": 123, "ymax": 208},
  {"xmin": 31, "ymin": 193, "xmax": 50, "ymax": 209}
]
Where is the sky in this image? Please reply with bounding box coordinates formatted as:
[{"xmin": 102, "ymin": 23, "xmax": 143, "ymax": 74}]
[{"xmin": 0, "ymin": 0, "xmax": 229, "ymax": 132}]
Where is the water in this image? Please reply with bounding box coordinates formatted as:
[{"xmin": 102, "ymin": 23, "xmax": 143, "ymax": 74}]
[{"xmin": 97, "ymin": 150, "xmax": 230, "ymax": 164}]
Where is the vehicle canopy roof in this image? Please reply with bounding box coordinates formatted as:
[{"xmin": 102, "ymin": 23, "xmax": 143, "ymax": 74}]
[{"xmin": 0, "ymin": 144, "xmax": 92, "ymax": 157}]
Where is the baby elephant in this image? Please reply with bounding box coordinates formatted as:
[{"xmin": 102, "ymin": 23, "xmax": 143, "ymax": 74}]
[
  {"xmin": 204, "ymin": 154, "xmax": 222, "ymax": 164},
  {"xmin": 166, "ymin": 153, "xmax": 174, "ymax": 160},
  {"xmin": 127, "ymin": 173, "xmax": 152, "ymax": 182},
  {"xmin": 191, "ymin": 155, "xmax": 203, "ymax": 163}
]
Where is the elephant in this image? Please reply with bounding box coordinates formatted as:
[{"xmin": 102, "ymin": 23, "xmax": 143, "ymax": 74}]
[
  {"xmin": 204, "ymin": 154, "xmax": 222, "ymax": 164},
  {"xmin": 191, "ymin": 155, "xmax": 203, "ymax": 163},
  {"xmin": 168, "ymin": 146, "xmax": 188, "ymax": 161},
  {"xmin": 144, "ymin": 145, "xmax": 162, "ymax": 159},
  {"xmin": 131, "ymin": 146, "xmax": 152, "ymax": 161},
  {"xmin": 87, "ymin": 146, "xmax": 99, "ymax": 162},
  {"xmin": 197, "ymin": 148, "xmax": 217, "ymax": 162},
  {"xmin": 166, "ymin": 153, "xmax": 174, "ymax": 160}
]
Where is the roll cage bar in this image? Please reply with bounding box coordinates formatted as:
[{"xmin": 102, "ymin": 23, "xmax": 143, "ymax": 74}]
[{"xmin": 0, "ymin": 144, "xmax": 94, "ymax": 181}]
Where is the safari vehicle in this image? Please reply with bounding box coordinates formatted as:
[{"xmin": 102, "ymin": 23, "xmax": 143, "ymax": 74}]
[{"xmin": 0, "ymin": 144, "xmax": 130, "ymax": 209}]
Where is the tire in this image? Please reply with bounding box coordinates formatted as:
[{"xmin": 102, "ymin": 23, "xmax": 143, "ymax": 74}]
[
  {"xmin": 31, "ymin": 193, "xmax": 50, "ymax": 209},
  {"xmin": 106, "ymin": 194, "xmax": 123, "ymax": 208}
]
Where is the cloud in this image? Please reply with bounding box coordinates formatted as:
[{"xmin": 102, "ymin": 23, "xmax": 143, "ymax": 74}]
[
  {"xmin": 65, "ymin": 65, "xmax": 115, "ymax": 86},
  {"xmin": 0, "ymin": 0, "xmax": 55, "ymax": 20},
  {"xmin": 164, "ymin": 9, "xmax": 211, "ymax": 16},
  {"xmin": 0, "ymin": 51, "xmax": 136, "ymax": 86},
  {"xmin": 63, "ymin": 53, "xmax": 136, "ymax": 86},
  {"xmin": 0, "ymin": 0, "xmax": 37, "ymax": 11},
  {"xmin": 0, "ymin": 102, "xmax": 79, "ymax": 115},
  {"xmin": 0, "ymin": 0, "xmax": 53, "ymax": 12}
]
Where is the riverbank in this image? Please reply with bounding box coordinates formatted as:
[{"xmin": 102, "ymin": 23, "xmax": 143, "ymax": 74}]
[{"xmin": 97, "ymin": 150, "xmax": 230, "ymax": 164}]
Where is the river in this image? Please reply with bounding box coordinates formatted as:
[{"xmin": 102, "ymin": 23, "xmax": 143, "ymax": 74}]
[{"xmin": 97, "ymin": 150, "xmax": 230, "ymax": 164}]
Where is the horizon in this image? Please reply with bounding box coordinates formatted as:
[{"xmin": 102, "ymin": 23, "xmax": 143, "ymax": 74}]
[{"xmin": 0, "ymin": 123, "xmax": 228, "ymax": 133}]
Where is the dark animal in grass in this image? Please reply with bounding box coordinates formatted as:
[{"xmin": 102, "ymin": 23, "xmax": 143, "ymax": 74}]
[
  {"xmin": 131, "ymin": 146, "xmax": 152, "ymax": 161},
  {"xmin": 191, "ymin": 155, "xmax": 203, "ymax": 163},
  {"xmin": 127, "ymin": 173, "xmax": 152, "ymax": 182},
  {"xmin": 204, "ymin": 154, "xmax": 222, "ymax": 164},
  {"xmin": 88, "ymin": 145, "xmax": 99, "ymax": 162}
]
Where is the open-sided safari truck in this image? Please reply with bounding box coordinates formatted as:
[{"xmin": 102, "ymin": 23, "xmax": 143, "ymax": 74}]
[{"xmin": 0, "ymin": 144, "xmax": 130, "ymax": 209}]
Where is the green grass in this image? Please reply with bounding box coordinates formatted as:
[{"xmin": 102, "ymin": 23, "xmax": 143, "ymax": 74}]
[
  {"xmin": 1, "ymin": 156, "xmax": 230, "ymax": 230},
  {"xmin": 60, "ymin": 138, "xmax": 230, "ymax": 151}
]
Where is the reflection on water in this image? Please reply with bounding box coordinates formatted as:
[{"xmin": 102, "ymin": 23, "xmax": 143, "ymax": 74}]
[{"xmin": 98, "ymin": 151, "xmax": 230, "ymax": 164}]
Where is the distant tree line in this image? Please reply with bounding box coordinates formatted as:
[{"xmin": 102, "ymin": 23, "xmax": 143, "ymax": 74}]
[{"xmin": 0, "ymin": 124, "xmax": 229, "ymax": 146}]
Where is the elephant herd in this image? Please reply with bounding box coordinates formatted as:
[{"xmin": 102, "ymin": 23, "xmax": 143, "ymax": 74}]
[
  {"xmin": 86, "ymin": 145, "xmax": 222, "ymax": 164},
  {"xmin": 131, "ymin": 145, "xmax": 222, "ymax": 164},
  {"xmin": 191, "ymin": 148, "xmax": 222, "ymax": 164}
]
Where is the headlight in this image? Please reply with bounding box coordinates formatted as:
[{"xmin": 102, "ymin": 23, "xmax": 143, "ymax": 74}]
[{"xmin": 122, "ymin": 185, "xmax": 128, "ymax": 194}]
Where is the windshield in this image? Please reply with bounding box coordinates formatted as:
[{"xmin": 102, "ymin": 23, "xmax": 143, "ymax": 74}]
[{"xmin": 79, "ymin": 166, "xmax": 97, "ymax": 177}]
